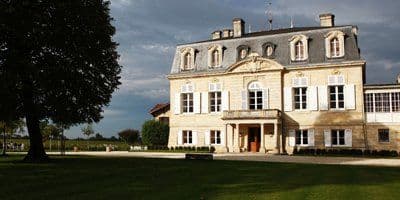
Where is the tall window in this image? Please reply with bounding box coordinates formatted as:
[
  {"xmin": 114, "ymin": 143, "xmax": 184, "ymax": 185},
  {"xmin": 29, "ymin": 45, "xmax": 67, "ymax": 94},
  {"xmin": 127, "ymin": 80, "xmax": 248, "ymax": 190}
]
[
  {"xmin": 210, "ymin": 130, "xmax": 221, "ymax": 145},
  {"xmin": 295, "ymin": 130, "xmax": 308, "ymax": 145},
  {"xmin": 295, "ymin": 41, "xmax": 304, "ymax": 60},
  {"xmin": 330, "ymin": 37, "xmax": 340, "ymax": 57},
  {"xmin": 182, "ymin": 93, "xmax": 193, "ymax": 113},
  {"xmin": 378, "ymin": 129, "xmax": 389, "ymax": 143},
  {"xmin": 392, "ymin": 92, "xmax": 400, "ymax": 112},
  {"xmin": 364, "ymin": 93, "xmax": 374, "ymax": 112},
  {"xmin": 209, "ymin": 92, "xmax": 221, "ymax": 112},
  {"xmin": 331, "ymin": 129, "xmax": 345, "ymax": 145},
  {"xmin": 183, "ymin": 53, "xmax": 192, "ymax": 70},
  {"xmin": 211, "ymin": 50, "xmax": 220, "ymax": 67},
  {"xmin": 266, "ymin": 45, "xmax": 273, "ymax": 57},
  {"xmin": 249, "ymin": 90, "xmax": 263, "ymax": 110},
  {"xmin": 183, "ymin": 130, "xmax": 193, "ymax": 144},
  {"xmin": 329, "ymin": 85, "xmax": 344, "ymax": 109},
  {"xmin": 294, "ymin": 87, "xmax": 307, "ymax": 110}
]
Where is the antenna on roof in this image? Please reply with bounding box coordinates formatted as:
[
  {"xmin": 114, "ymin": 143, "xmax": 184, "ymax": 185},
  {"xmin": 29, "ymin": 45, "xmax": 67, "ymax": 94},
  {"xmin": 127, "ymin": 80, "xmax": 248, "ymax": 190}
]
[
  {"xmin": 265, "ymin": 1, "xmax": 273, "ymax": 30},
  {"xmin": 290, "ymin": 16, "xmax": 294, "ymax": 28}
]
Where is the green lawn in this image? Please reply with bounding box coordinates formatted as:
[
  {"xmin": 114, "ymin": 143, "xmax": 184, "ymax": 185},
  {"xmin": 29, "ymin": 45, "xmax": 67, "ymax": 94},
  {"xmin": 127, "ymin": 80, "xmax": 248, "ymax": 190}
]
[{"xmin": 0, "ymin": 155, "xmax": 399, "ymax": 200}]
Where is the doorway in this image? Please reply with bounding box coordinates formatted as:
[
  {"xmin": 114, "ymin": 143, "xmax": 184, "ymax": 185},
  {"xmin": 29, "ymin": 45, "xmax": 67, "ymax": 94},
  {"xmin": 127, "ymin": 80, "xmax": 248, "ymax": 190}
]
[{"xmin": 248, "ymin": 127, "xmax": 261, "ymax": 152}]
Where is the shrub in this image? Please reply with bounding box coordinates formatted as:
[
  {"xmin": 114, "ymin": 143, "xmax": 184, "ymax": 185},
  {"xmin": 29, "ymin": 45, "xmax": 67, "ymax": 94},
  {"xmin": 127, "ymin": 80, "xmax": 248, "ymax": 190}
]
[{"xmin": 141, "ymin": 120, "xmax": 169, "ymax": 146}]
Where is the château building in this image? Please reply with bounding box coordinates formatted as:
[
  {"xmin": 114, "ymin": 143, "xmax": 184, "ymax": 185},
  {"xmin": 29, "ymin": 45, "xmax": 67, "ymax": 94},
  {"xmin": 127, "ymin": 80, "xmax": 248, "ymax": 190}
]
[{"xmin": 167, "ymin": 13, "xmax": 400, "ymax": 154}]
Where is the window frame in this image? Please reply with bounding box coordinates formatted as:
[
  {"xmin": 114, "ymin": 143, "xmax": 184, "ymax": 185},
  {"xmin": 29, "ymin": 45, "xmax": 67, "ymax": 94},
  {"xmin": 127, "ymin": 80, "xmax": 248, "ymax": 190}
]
[
  {"xmin": 181, "ymin": 93, "xmax": 194, "ymax": 113},
  {"xmin": 295, "ymin": 41, "xmax": 304, "ymax": 61},
  {"xmin": 331, "ymin": 129, "xmax": 346, "ymax": 146},
  {"xmin": 329, "ymin": 85, "xmax": 345, "ymax": 110},
  {"xmin": 294, "ymin": 87, "xmax": 307, "ymax": 110},
  {"xmin": 295, "ymin": 129, "xmax": 308, "ymax": 146},
  {"xmin": 330, "ymin": 37, "xmax": 340, "ymax": 58},
  {"xmin": 248, "ymin": 90, "xmax": 263, "ymax": 110},
  {"xmin": 182, "ymin": 130, "xmax": 193, "ymax": 145},
  {"xmin": 210, "ymin": 130, "xmax": 222, "ymax": 145},
  {"xmin": 209, "ymin": 91, "xmax": 222, "ymax": 113}
]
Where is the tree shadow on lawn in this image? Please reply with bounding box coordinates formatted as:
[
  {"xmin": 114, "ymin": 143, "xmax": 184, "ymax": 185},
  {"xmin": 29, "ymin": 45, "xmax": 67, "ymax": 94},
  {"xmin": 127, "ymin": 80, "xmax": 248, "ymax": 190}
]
[{"xmin": 1, "ymin": 156, "xmax": 400, "ymax": 199}]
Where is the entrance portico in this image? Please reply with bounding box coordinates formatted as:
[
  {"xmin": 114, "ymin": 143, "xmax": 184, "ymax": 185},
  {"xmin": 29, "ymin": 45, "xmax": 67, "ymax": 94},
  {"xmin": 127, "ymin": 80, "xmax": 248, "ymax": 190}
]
[{"xmin": 222, "ymin": 109, "xmax": 282, "ymax": 154}]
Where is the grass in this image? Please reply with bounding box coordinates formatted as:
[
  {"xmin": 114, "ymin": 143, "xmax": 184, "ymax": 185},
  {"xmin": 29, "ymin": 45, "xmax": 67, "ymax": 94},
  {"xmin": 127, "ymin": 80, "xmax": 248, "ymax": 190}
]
[{"xmin": 0, "ymin": 155, "xmax": 399, "ymax": 200}]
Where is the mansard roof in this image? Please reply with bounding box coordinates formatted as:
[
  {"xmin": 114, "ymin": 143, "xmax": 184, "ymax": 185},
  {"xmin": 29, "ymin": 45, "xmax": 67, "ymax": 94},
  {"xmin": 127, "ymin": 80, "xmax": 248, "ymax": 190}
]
[{"xmin": 170, "ymin": 25, "xmax": 361, "ymax": 75}]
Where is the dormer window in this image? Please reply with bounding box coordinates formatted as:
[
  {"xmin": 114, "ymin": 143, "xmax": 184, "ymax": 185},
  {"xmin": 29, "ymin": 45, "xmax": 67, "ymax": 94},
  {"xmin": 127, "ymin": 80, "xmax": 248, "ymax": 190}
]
[
  {"xmin": 207, "ymin": 44, "xmax": 223, "ymax": 68},
  {"xmin": 289, "ymin": 34, "xmax": 308, "ymax": 62},
  {"xmin": 266, "ymin": 46, "xmax": 273, "ymax": 57},
  {"xmin": 330, "ymin": 38, "xmax": 340, "ymax": 57},
  {"xmin": 325, "ymin": 31, "xmax": 345, "ymax": 59},
  {"xmin": 237, "ymin": 45, "xmax": 250, "ymax": 61},
  {"xmin": 295, "ymin": 41, "xmax": 304, "ymax": 60},
  {"xmin": 262, "ymin": 42, "xmax": 276, "ymax": 58},
  {"xmin": 180, "ymin": 47, "xmax": 196, "ymax": 71},
  {"xmin": 211, "ymin": 50, "xmax": 219, "ymax": 67}
]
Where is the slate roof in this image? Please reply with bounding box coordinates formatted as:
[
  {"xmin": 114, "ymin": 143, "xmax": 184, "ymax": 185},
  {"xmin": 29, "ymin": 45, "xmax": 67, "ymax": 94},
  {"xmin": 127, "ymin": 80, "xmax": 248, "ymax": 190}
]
[{"xmin": 170, "ymin": 25, "xmax": 361, "ymax": 75}]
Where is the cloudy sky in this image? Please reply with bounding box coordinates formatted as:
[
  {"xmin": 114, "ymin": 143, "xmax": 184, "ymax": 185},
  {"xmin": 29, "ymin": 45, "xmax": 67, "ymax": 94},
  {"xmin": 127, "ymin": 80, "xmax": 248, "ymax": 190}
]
[{"xmin": 65, "ymin": 0, "xmax": 400, "ymax": 138}]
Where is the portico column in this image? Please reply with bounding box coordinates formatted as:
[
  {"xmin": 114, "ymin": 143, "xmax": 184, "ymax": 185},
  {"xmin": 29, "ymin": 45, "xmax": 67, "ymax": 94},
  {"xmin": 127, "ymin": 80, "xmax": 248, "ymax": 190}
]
[
  {"xmin": 234, "ymin": 123, "xmax": 240, "ymax": 152},
  {"xmin": 259, "ymin": 123, "xmax": 266, "ymax": 153},
  {"xmin": 224, "ymin": 123, "xmax": 229, "ymax": 152},
  {"xmin": 273, "ymin": 122, "xmax": 279, "ymax": 154}
]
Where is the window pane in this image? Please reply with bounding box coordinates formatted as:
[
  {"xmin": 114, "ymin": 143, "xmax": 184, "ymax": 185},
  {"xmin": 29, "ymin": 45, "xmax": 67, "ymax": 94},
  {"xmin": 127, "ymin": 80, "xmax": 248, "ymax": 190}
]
[
  {"xmin": 331, "ymin": 131, "xmax": 338, "ymax": 145},
  {"xmin": 295, "ymin": 131, "xmax": 301, "ymax": 145}
]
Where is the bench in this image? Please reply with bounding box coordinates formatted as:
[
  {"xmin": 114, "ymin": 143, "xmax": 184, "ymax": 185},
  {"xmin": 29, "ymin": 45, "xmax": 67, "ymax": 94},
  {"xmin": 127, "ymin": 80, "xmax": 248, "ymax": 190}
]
[{"xmin": 185, "ymin": 153, "xmax": 213, "ymax": 160}]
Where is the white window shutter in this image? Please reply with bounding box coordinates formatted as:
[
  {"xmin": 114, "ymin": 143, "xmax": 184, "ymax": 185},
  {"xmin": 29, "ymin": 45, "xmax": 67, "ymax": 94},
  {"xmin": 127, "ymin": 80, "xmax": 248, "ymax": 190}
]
[
  {"xmin": 221, "ymin": 131, "xmax": 225, "ymax": 146},
  {"xmin": 222, "ymin": 91, "xmax": 229, "ymax": 111},
  {"xmin": 308, "ymin": 129, "xmax": 315, "ymax": 147},
  {"xmin": 201, "ymin": 92, "xmax": 209, "ymax": 113},
  {"xmin": 262, "ymin": 89, "xmax": 269, "ymax": 109},
  {"xmin": 307, "ymin": 86, "xmax": 318, "ymax": 111},
  {"xmin": 192, "ymin": 131, "xmax": 198, "ymax": 145},
  {"xmin": 288, "ymin": 130, "xmax": 295, "ymax": 146},
  {"xmin": 194, "ymin": 92, "xmax": 201, "ymax": 114},
  {"xmin": 324, "ymin": 129, "xmax": 331, "ymax": 147},
  {"xmin": 318, "ymin": 86, "xmax": 328, "ymax": 110},
  {"xmin": 177, "ymin": 131, "xmax": 183, "ymax": 145},
  {"xmin": 241, "ymin": 90, "xmax": 248, "ymax": 110},
  {"xmin": 345, "ymin": 129, "xmax": 352, "ymax": 147},
  {"xmin": 204, "ymin": 131, "xmax": 210, "ymax": 145},
  {"xmin": 284, "ymin": 87, "xmax": 293, "ymax": 112},
  {"xmin": 174, "ymin": 93, "xmax": 181, "ymax": 114},
  {"xmin": 345, "ymin": 84, "xmax": 356, "ymax": 110}
]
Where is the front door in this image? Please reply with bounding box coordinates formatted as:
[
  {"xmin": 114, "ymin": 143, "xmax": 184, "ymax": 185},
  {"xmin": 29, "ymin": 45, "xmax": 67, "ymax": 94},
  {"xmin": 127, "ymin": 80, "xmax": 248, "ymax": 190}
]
[{"xmin": 248, "ymin": 127, "xmax": 260, "ymax": 152}]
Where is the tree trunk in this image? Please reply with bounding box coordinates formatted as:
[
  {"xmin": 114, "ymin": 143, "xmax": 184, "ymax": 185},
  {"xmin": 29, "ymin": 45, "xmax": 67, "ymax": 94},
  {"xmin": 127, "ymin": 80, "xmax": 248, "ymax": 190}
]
[
  {"xmin": 2, "ymin": 125, "xmax": 6, "ymax": 156},
  {"xmin": 22, "ymin": 81, "xmax": 48, "ymax": 162}
]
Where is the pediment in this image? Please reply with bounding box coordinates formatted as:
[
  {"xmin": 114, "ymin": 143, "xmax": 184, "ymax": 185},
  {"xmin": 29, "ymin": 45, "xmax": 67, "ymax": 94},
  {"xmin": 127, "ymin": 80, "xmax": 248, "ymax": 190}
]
[{"xmin": 226, "ymin": 53, "xmax": 284, "ymax": 73}]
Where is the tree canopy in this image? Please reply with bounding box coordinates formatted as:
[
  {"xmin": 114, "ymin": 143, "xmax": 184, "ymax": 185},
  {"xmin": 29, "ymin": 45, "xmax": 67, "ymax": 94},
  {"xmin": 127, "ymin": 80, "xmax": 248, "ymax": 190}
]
[
  {"xmin": 0, "ymin": 0, "xmax": 121, "ymax": 162},
  {"xmin": 141, "ymin": 120, "xmax": 169, "ymax": 146},
  {"xmin": 118, "ymin": 129, "xmax": 140, "ymax": 145}
]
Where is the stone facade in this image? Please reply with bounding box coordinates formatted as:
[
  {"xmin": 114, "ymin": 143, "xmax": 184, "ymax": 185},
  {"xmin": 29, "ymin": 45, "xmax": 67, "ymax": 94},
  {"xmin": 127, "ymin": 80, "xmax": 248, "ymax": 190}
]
[{"xmin": 166, "ymin": 13, "xmax": 400, "ymax": 154}]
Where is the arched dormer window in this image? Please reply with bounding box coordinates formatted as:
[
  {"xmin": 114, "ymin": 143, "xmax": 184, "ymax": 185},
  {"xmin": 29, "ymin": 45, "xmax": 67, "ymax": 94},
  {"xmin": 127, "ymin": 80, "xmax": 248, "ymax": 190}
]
[
  {"xmin": 237, "ymin": 45, "xmax": 250, "ymax": 61},
  {"xmin": 325, "ymin": 31, "xmax": 345, "ymax": 58},
  {"xmin": 207, "ymin": 44, "xmax": 223, "ymax": 68},
  {"xmin": 262, "ymin": 42, "xmax": 276, "ymax": 58},
  {"xmin": 289, "ymin": 34, "xmax": 308, "ymax": 62},
  {"xmin": 180, "ymin": 47, "xmax": 196, "ymax": 71}
]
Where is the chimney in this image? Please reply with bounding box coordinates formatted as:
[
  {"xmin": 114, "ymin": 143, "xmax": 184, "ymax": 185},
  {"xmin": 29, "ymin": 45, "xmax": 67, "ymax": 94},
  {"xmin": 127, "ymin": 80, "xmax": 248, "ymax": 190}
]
[
  {"xmin": 397, "ymin": 74, "xmax": 400, "ymax": 84},
  {"xmin": 233, "ymin": 18, "xmax": 245, "ymax": 37},
  {"xmin": 211, "ymin": 30, "xmax": 221, "ymax": 40},
  {"xmin": 319, "ymin": 13, "xmax": 335, "ymax": 27},
  {"xmin": 222, "ymin": 29, "xmax": 232, "ymax": 38}
]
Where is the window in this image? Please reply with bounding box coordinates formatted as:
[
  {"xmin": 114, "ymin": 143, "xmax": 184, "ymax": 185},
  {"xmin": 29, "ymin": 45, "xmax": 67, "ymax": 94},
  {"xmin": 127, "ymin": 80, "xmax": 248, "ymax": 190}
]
[
  {"xmin": 294, "ymin": 87, "xmax": 307, "ymax": 110},
  {"xmin": 182, "ymin": 93, "xmax": 193, "ymax": 113},
  {"xmin": 183, "ymin": 53, "xmax": 192, "ymax": 70},
  {"xmin": 378, "ymin": 129, "xmax": 389, "ymax": 143},
  {"xmin": 364, "ymin": 93, "xmax": 374, "ymax": 112},
  {"xmin": 375, "ymin": 93, "xmax": 390, "ymax": 112},
  {"xmin": 392, "ymin": 92, "xmax": 400, "ymax": 112},
  {"xmin": 211, "ymin": 50, "xmax": 220, "ymax": 67},
  {"xmin": 295, "ymin": 41, "xmax": 304, "ymax": 61},
  {"xmin": 249, "ymin": 90, "xmax": 263, "ymax": 110},
  {"xmin": 209, "ymin": 92, "xmax": 221, "ymax": 112},
  {"xmin": 183, "ymin": 130, "xmax": 193, "ymax": 144},
  {"xmin": 330, "ymin": 37, "xmax": 340, "ymax": 57},
  {"xmin": 210, "ymin": 130, "xmax": 221, "ymax": 145},
  {"xmin": 329, "ymin": 85, "xmax": 344, "ymax": 109},
  {"xmin": 240, "ymin": 49, "xmax": 247, "ymax": 59},
  {"xmin": 295, "ymin": 130, "xmax": 308, "ymax": 145},
  {"xmin": 331, "ymin": 129, "xmax": 345, "ymax": 145},
  {"xmin": 266, "ymin": 45, "xmax": 273, "ymax": 57}
]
